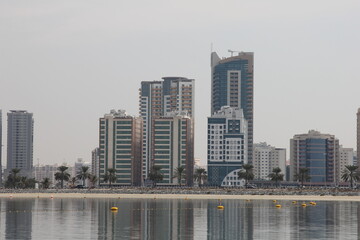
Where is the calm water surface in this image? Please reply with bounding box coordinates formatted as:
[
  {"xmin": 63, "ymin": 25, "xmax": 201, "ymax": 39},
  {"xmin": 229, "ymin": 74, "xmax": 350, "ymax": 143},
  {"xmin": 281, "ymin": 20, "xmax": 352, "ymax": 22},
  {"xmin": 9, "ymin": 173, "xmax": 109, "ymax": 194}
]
[{"xmin": 0, "ymin": 197, "xmax": 359, "ymax": 239}]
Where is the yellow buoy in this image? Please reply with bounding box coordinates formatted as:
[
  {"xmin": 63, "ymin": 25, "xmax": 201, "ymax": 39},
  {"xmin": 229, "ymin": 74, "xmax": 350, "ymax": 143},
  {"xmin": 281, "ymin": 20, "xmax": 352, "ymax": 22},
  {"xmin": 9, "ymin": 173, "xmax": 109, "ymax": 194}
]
[
  {"xmin": 276, "ymin": 204, "xmax": 282, "ymax": 208},
  {"xmin": 292, "ymin": 201, "xmax": 297, "ymax": 204},
  {"xmin": 309, "ymin": 202, "xmax": 316, "ymax": 206},
  {"xmin": 302, "ymin": 203, "xmax": 307, "ymax": 207},
  {"xmin": 273, "ymin": 200, "xmax": 277, "ymax": 203},
  {"xmin": 246, "ymin": 199, "xmax": 251, "ymax": 202},
  {"xmin": 111, "ymin": 207, "xmax": 118, "ymax": 211},
  {"xmin": 217, "ymin": 205, "xmax": 224, "ymax": 210}
]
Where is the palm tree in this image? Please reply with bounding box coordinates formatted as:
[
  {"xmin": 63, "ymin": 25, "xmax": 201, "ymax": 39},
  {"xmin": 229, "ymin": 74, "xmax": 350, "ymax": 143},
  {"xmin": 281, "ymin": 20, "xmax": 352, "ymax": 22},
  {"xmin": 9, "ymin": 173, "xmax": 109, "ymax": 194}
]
[
  {"xmin": 149, "ymin": 165, "xmax": 164, "ymax": 187},
  {"xmin": 238, "ymin": 164, "xmax": 254, "ymax": 187},
  {"xmin": 294, "ymin": 168, "xmax": 311, "ymax": 187},
  {"xmin": 173, "ymin": 166, "xmax": 186, "ymax": 186},
  {"xmin": 103, "ymin": 168, "xmax": 117, "ymax": 187},
  {"xmin": 88, "ymin": 174, "xmax": 98, "ymax": 188},
  {"xmin": 268, "ymin": 167, "xmax": 284, "ymax": 187},
  {"xmin": 12, "ymin": 168, "xmax": 21, "ymax": 188},
  {"xmin": 194, "ymin": 168, "xmax": 207, "ymax": 187},
  {"xmin": 6, "ymin": 168, "xmax": 21, "ymax": 188},
  {"xmin": 76, "ymin": 166, "xmax": 90, "ymax": 186},
  {"xmin": 342, "ymin": 165, "xmax": 360, "ymax": 188},
  {"xmin": 24, "ymin": 178, "xmax": 36, "ymax": 189},
  {"xmin": 54, "ymin": 166, "xmax": 71, "ymax": 188},
  {"xmin": 11, "ymin": 168, "xmax": 21, "ymax": 177},
  {"xmin": 41, "ymin": 177, "xmax": 51, "ymax": 189}
]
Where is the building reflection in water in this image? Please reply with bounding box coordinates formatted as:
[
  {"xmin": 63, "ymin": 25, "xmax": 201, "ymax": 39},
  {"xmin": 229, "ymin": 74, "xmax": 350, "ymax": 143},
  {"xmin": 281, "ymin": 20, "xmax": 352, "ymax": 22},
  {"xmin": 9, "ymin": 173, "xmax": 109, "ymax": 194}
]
[
  {"xmin": 5, "ymin": 198, "xmax": 34, "ymax": 240},
  {"xmin": 97, "ymin": 199, "xmax": 195, "ymax": 239},
  {"xmin": 1, "ymin": 198, "xmax": 360, "ymax": 239}
]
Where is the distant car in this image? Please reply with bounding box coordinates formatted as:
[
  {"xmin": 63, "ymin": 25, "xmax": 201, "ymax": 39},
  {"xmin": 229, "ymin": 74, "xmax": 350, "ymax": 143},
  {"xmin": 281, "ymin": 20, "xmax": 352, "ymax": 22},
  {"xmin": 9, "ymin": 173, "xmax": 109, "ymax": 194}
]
[
  {"xmin": 76, "ymin": 185, "xmax": 85, "ymax": 189},
  {"xmin": 246, "ymin": 184, "xmax": 257, "ymax": 189}
]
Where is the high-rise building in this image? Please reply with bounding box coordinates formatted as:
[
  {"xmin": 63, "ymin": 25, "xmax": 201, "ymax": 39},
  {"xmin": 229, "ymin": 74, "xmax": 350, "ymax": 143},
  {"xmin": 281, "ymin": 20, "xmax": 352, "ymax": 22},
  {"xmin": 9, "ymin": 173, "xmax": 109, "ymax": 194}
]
[
  {"xmin": 211, "ymin": 51, "xmax": 254, "ymax": 163},
  {"xmin": 207, "ymin": 106, "xmax": 248, "ymax": 186},
  {"xmin": 6, "ymin": 110, "xmax": 34, "ymax": 177},
  {"xmin": 339, "ymin": 146, "xmax": 354, "ymax": 182},
  {"xmin": 0, "ymin": 110, "xmax": 2, "ymax": 185},
  {"xmin": 151, "ymin": 112, "xmax": 194, "ymax": 186},
  {"xmin": 290, "ymin": 130, "xmax": 339, "ymax": 185},
  {"xmin": 139, "ymin": 77, "xmax": 194, "ymax": 179},
  {"xmin": 91, "ymin": 147, "xmax": 100, "ymax": 177},
  {"xmin": 99, "ymin": 110, "xmax": 142, "ymax": 186},
  {"xmin": 357, "ymin": 108, "xmax": 360, "ymax": 165},
  {"xmin": 253, "ymin": 142, "xmax": 286, "ymax": 180}
]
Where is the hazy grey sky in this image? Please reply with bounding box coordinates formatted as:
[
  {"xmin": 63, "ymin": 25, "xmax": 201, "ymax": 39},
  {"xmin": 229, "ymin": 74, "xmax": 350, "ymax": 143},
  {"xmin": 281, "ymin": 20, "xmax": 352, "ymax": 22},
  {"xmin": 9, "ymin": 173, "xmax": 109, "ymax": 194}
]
[{"xmin": 1, "ymin": 0, "xmax": 359, "ymax": 166}]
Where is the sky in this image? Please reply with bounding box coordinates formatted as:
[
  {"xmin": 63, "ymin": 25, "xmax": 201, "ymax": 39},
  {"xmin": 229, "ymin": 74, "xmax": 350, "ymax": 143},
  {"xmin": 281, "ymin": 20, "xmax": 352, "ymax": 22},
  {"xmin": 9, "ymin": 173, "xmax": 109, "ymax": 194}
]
[{"xmin": 0, "ymin": 0, "xmax": 359, "ymax": 167}]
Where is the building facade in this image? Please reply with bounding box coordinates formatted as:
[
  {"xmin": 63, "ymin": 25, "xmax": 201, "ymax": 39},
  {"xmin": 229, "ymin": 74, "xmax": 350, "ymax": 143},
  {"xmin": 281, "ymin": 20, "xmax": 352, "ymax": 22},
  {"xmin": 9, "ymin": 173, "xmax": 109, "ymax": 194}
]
[
  {"xmin": 290, "ymin": 130, "xmax": 339, "ymax": 185},
  {"xmin": 99, "ymin": 110, "xmax": 142, "ymax": 186},
  {"xmin": 0, "ymin": 110, "xmax": 2, "ymax": 185},
  {"xmin": 357, "ymin": 108, "xmax": 360, "ymax": 165},
  {"xmin": 91, "ymin": 147, "xmax": 100, "ymax": 177},
  {"xmin": 211, "ymin": 51, "xmax": 254, "ymax": 163},
  {"xmin": 151, "ymin": 112, "xmax": 194, "ymax": 186},
  {"xmin": 6, "ymin": 110, "xmax": 34, "ymax": 177},
  {"xmin": 207, "ymin": 106, "xmax": 248, "ymax": 186},
  {"xmin": 339, "ymin": 147, "xmax": 354, "ymax": 183},
  {"xmin": 253, "ymin": 142, "xmax": 286, "ymax": 180},
  {"xmin": 139, "ymin": 77, "xmax": 194, "ymax": 180},
  {"xmin": 33, "ymin": 164, "xmax": 61, "ymax": 187},
  {"xmin": 354, "ymin": 151, "xmax": 358, "ymax": 166}
]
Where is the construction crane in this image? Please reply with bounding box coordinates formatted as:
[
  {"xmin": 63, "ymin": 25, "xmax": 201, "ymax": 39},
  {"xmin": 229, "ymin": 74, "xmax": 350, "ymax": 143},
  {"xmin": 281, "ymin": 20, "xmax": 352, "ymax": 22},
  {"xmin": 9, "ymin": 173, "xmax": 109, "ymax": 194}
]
[{"xmin": 228, "ymin": 49, "xmax": 241, "ymax": 57}]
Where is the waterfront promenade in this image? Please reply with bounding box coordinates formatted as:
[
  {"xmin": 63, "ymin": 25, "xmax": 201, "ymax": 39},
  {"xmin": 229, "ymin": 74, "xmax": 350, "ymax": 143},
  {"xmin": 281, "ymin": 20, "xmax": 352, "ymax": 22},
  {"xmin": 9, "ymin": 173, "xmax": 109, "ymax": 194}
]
[{"xmin": 1, "ymin": 187, "xmax": 360, "ymax": 201}]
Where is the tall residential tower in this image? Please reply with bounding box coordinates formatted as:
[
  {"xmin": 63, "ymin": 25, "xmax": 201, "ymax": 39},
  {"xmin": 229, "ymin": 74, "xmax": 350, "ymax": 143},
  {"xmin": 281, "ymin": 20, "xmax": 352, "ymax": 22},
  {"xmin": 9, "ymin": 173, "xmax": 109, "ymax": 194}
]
[
  {"xmin": 99, "ymin": 110, "xmax": 142, "ymax": 186},
  {"xmin": 139, "ymin": 77, "xmax": 194, "ymax": 180},
  {"xmin": 151, "ymin": 112, "xmax": 194, "ymax": 186},
  {"xmin": 211, "ymin": 51, "xmax": 254, "ymax": 163},
  {"xmin": 6, "ymin": 110, "xmax": 34, "ymax": 177}
]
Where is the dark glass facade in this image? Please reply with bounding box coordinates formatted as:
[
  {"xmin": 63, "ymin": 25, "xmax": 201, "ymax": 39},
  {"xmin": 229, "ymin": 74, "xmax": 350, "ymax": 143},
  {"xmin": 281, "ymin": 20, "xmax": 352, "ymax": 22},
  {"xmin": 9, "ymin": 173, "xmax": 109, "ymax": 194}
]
[
  {"xmin": 291, "ymin": 134, "xmax": 338, "ymax": 184},
  {"xmin": 211, "ymin": 52, "xmax": 254, "ymax": 163}
]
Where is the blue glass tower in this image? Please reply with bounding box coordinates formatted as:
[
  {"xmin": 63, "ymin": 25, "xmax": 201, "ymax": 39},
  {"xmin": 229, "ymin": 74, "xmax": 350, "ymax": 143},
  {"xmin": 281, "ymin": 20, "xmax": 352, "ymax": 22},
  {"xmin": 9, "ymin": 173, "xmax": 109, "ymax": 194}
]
[
  {"xmin": 290, "ymin": 130, "xmax": 339, "ymax": 185},
  {"xmin": 211, "ymin": 51, "xmax": 254, "ymax": 163}
]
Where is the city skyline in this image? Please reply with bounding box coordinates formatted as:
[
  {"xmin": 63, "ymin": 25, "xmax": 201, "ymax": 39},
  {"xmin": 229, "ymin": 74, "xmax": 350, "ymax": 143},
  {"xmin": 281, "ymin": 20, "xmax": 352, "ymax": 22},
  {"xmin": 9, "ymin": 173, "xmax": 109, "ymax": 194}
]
[{"xmin": 1, "ymin": 1, "xmax": 359, "ymax": 166}]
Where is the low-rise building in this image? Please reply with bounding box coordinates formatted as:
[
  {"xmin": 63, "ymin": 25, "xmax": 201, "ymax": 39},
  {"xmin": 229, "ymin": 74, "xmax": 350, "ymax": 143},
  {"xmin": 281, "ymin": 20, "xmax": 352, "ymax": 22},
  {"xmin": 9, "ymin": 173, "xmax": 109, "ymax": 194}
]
[
  {"xmin": 339, "ymin": 146, "xmax": 354, "ymax": 182},
  {"xmin": 253, "ymin": 142, "xmax": 286, "ymax": 180},
  {"xmin": 290, "ymin": 130, "xmax": 339, "ymax": 185}
]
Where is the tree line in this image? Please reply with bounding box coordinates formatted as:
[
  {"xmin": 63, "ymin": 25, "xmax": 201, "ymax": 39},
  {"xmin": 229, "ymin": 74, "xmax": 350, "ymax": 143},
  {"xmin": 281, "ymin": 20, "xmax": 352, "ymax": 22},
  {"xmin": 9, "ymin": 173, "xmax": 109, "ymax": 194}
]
[{"xmin": 4, "ymin": 164, "xmax": 359, "ymax": 188}]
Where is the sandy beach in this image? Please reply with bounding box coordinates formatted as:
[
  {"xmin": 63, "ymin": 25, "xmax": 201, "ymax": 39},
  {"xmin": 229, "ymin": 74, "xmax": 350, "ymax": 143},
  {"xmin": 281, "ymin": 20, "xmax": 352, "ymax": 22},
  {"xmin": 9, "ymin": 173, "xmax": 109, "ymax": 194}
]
[{"xmin": 1, "ymin": 192, "xmax": 360, "ymax": 202}]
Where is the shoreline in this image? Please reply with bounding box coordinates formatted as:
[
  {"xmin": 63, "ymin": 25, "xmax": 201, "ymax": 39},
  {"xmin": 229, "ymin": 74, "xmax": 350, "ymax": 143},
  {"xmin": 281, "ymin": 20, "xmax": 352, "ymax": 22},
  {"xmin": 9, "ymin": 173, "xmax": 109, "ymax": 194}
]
[{"xmin": 1, "ymin": 192, "xmax": 360, "ymax": 202}]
